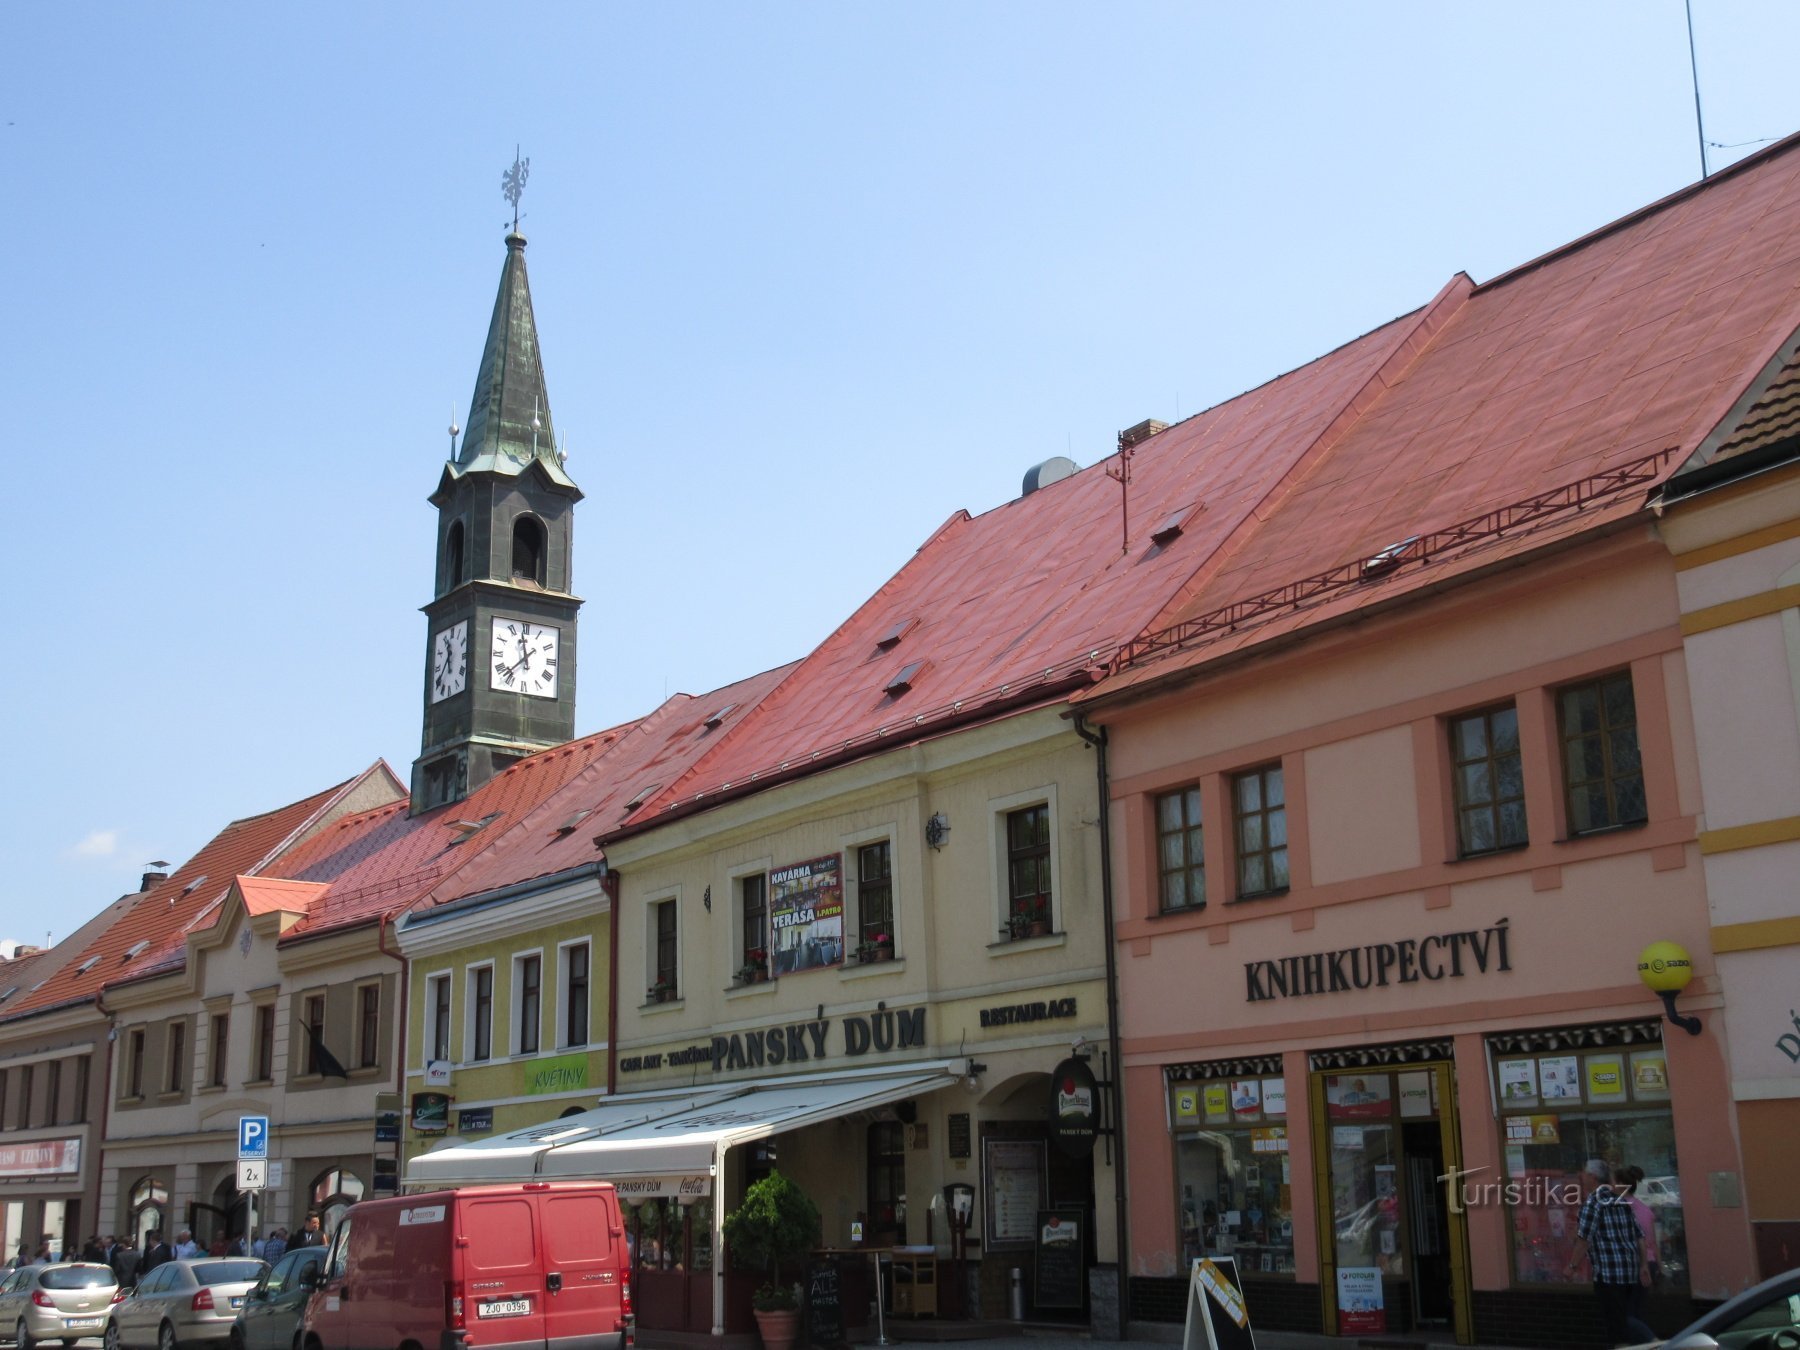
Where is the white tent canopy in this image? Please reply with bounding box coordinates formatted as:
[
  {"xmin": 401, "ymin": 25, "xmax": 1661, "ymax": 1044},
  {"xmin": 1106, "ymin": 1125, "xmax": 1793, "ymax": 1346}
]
[{"xmin": 406, "ymin": 1064, "xmax": 958, "ymax": 1189}]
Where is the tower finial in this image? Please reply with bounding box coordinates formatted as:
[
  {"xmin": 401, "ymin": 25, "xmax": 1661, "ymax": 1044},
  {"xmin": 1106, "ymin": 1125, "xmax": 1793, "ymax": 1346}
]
[
  {"xmin": 502, "ymin": 145, "xmax": 530, "ymax": 235},
  {"xmin": 449, "ymin": 403, "xmax": 461, "ymax": 458}
]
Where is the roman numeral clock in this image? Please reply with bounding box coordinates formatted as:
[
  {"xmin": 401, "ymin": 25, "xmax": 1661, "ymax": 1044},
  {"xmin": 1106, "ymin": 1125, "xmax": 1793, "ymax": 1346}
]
[{"xmin": 488, "ymin": 618, "xmax": 560, "ymax": 698}]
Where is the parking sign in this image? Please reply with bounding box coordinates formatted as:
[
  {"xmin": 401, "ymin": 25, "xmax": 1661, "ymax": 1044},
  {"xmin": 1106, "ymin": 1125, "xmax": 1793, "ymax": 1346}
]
[{"xmin": 238, "ymin": 1115, "xmax": 270, "ymax": 1159}]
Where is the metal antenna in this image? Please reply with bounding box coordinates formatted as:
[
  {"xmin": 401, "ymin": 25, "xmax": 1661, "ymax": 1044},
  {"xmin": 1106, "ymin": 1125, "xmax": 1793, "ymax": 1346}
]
[
  {"xmin": 502, "ymin": 146, "xmax": 531, "ymax": 232},
  {"xmin": 1104, "ymin": 431, "xmax": 1134, "ymax": 556},
  {"xmin": 1685, "ymin": 0, "xmax": 1708, "ymax": 179}
]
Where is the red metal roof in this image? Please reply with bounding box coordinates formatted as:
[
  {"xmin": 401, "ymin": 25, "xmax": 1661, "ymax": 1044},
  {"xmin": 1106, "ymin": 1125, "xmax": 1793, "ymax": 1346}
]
[
  {"xmin": 1087, "ymin": 130, "xmax": 1800, "ymax": 699},
  {"xmin": 2, "ymin": 775, "xmax": 368, "ymax": 1020}
]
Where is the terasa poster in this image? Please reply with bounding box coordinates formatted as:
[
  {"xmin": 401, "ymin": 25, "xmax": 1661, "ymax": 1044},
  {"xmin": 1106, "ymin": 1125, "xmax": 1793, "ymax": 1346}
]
[{"xmin": 770, "ymin": 854, "xmax": 845, "ymax": 974}]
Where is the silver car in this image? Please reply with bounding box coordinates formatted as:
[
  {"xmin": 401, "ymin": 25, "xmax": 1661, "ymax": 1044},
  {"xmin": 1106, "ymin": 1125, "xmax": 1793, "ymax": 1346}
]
[
  {"xmin": 0, "ymin": 1262, "xmax": 119, "ymax": 1349},
  {"xmin": 104, "ymin": 1262, "xmax": 266, "ymax": 1350}
]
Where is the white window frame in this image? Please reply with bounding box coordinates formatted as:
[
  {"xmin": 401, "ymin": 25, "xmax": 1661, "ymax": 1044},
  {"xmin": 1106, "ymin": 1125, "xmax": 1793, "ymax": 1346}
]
[
  {"xmin": 989, "ymin": 784, "xmax": 1061, "ymax": 939},
  {"xmin": 511, "ymin": 948, "xmax": 545, "ymax": 1057},
  {"xmin": 465, "ymin": 961, "xmax": 496, "ymax": 1063},
  {"xmin": 725, "ymin": 857, "xmax": 773, "ymax": 974},
  {"xmin": 555, "ymin": 939, "xmax": 591, "ymax": 1050},
  {"xmin": 423, "ymin": 970, "xmax": 453, "ymax": 1065}
]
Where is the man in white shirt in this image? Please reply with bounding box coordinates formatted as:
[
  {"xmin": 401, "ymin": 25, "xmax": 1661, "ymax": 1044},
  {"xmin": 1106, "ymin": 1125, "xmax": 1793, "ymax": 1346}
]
[{"xmin": 174, "ymin": 1230, "xmax": 199, "ymax": 1260}]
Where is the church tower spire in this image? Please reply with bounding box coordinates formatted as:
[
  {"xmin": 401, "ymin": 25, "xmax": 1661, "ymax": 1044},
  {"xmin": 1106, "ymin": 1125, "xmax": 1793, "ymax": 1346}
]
[{"xmin": 411, "ymin": 212, "xmax": 583, "ymax": 814}]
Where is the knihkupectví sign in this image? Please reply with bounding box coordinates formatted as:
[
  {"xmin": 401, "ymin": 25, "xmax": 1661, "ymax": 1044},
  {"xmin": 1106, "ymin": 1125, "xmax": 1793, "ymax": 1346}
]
[{"xmin": 1243, "ymin": 918, "xmax": 1512, "ymax": 1003}]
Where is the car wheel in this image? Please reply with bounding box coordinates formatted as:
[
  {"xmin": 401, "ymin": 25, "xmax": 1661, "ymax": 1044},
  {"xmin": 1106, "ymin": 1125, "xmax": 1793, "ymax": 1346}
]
[
  {"xmin": 17, "ymin": 1320, "xmax": 35, "ymax": 1350},
  {"xmin": 228, "ymin": 1332, "xmax": 244, "ymax": 1350},
  {"xmin": 157, "ymin": 1325, "xmax": 177, "ymax": 1350},
  {"xmin": 103, "ymin": 1322, "xmax": 120, "ymax": 1350}
]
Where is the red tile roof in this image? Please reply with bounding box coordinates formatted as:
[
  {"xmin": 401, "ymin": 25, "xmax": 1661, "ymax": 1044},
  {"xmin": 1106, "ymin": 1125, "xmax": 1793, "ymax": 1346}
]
[
  {"xmin": 2, "ymin": 774, "xmax": 370, "ymax": 1020},
  {"xmin": 418, "ymin": 662, "xmax": 800, "ymax": 910},
  {"xmin": 1087, "ymin": 130, "xmax": 1800, "ymax": 699},
  {"xmin": 270, "ymin": 727, "xmax": 640, "ymax": 942},
  {"xmin": 235, "ymin": 876, "xmax": 330, "ymax": 916}
]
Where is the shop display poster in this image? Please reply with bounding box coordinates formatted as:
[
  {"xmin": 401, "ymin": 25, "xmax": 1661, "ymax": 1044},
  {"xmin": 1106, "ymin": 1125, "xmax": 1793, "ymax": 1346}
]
[
  {"xmin": 1182, "ymin": 1256, "xmax": 1256, "ymax": 1350},
  {"xmin": 1539, "ymin": 1056, "xmax": 1581, "ymax": 1101},
  {"xmin": 1336, "ymin": 1267, "xmax": 1385, "ymax": 1334},
  {"xmin": 1333, "ymin": 1125, "xmax": 1365, "ymax": 1151},
  {"xmin": 1631, "ymin": 1050, "xmax": 1671, "ymax": 1099},
  {"xmin": 1397, "ymin": 1071, "xmax": 1432, "ymax": 1119},
  {"xmin": 1204, "ymin": 1084, "xmax": 1231, "ymax": 1122},
  {"xmin": 1505, "ymin": 1115, "xmax": 1561, "ymax": 1144},
  {"xmin": 1261, "ymin": 1078, "xmax": 1287, "ymax": 1116},
  {"xmin": 983, "ymin": 1139, "xmax": 1045, "ymax": 1248},
  {"xmin": 768, "ymin": 854, "xmax": 844, "ymax": 974},
  {"xmin": 1230, "ymin": 1080, "xmax": 1262, "ymax": 1117},
  {"xmin": 1586, "ymin": 1055, "xmax": 1626, "ymax": 1100},
  {"xmin": 1326, "ymin": 1074, "xmax": 1391, "ymax": 1119},
  {"xmin": 1251, "ymin": 1127, "xmax": 1287, "ymax": 1154},
  {"xmin": 1175, "ymin": 1088, "xmax": 1200, "ymax": 1123},
  {"xmin": 1498, "ymin": 1058, "xmax": 1538, "ymax": 1105}
]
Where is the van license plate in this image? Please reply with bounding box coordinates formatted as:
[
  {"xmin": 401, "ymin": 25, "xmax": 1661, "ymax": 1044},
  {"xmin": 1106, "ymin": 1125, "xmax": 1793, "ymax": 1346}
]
[{"xmin": 478, "ymin": 1300, "xmax": 531, "ymax": 1318}]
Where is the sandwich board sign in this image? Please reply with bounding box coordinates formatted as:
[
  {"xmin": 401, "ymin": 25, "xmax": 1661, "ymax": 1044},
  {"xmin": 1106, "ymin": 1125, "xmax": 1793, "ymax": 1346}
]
[{"xmin": 1182, "ymin": 1256, "xmax": 1255, "ymax": 1350}]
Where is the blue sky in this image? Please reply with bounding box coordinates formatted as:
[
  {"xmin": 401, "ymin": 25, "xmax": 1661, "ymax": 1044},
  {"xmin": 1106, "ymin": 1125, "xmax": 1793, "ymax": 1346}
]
[{"xmin": 5, "ymin": 2, "xmax": 1800, "ymax": 947}]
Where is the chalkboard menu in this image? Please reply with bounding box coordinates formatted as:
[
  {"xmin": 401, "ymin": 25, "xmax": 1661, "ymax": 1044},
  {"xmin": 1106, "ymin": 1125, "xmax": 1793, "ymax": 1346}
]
[
  {"xmin": 948, "ymin": 1113, "xmax": 972, "ymax": 1159},
  {"xmin": 1033, "ymin": 1207, "xmax": 1085, "ymax": 1310},
  {"xmin": 805, "ymin": 1257, "xmax": 843, "ymax": 1348}
]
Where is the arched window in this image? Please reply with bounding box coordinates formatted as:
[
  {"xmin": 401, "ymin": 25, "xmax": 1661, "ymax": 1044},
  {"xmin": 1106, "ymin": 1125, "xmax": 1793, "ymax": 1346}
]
[
  {"xmin": 310, "ymin": 1166, "xmax": 366, "ymax": 1239},
  {"xmin": 129, "ymin": 1175, "xmax": 168, "ymax": 1247},
  {"xmin": 512, "ymin": 516, "xmax": 546, "ymax": 586},
  {"xmin": 444, "ymin": 520, "xmax": 466, "ymax": 590}
]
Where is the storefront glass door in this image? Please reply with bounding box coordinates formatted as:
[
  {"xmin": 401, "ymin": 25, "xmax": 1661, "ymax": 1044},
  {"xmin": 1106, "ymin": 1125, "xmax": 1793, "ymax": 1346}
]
[{"xmin": 1312, "ymin": 1062, "xmax": 1470, "ymax": 1343}]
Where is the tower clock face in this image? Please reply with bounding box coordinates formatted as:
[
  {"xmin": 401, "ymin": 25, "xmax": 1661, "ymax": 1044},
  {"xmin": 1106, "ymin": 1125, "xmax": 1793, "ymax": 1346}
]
[
  {"xmin": 430, "ymin": 621, "xmax": 469, "ymax": 703},
  {"xmin": 490, "ymin": 618, "xmax": 560, "ymax": 698}
]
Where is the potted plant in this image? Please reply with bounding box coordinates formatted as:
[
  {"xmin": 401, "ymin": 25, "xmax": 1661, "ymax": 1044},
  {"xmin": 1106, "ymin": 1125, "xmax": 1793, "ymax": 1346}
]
[
  {"xmin": 735, "ymin": 949, "xmax": 769, "ymax": 985},
  {"xmin": 647, "ymin": 977, "xmax": 675, "ymax": 1004},
  {"xmin": 723, "ymin": 1170, "xmax": 820, "ymax": 1350}
]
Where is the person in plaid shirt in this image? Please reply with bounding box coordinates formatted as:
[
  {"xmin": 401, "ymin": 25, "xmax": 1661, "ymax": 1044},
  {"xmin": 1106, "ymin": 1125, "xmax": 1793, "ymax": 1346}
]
[{"xmin": 1567, "ymin": 1161, "xmax": 1654, "ymax": 1345}]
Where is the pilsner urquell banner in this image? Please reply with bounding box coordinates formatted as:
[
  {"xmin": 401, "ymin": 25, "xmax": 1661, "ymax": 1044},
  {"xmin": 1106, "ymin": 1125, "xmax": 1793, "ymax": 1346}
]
[{"xmin": 770, "ymin": 853, "xmax": 844, "ymax": 974}]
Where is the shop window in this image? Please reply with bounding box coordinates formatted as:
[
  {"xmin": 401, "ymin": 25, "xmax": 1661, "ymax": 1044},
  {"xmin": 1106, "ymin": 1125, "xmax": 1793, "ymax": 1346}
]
[
  {"xmin": 513, "ymin": 954, "xmax": 542, "ymax": 1056},
  {"xmin": 358, "ymin": 982, "xmax": 381, "ymax": 1068},
  {"xmin": 622, "ymin": 1195, "xmax": 714, "ymax": 1276},
  {"xmin": 867, "ymin": 1121, "xmax": 906, "ymax": 1247},
  {"xmin": 740, "ymin": 874, "xmax": 769, "ymax": 981},
  {"xmin": 1558, "ymin": 673, "xmax": 1646, "ymax": 834},
  {"xmin": 651, "ymin": 900, "xmax": 678, "ymax": 1002},
  {"xmin": 469, "ymin": 965, "xmax": 494, "ymax": 1061},
  {"xmin": 1232, "ymin": 765, "xmax": 1288, "ymax": 898},
  {"xmin": 1156, "ymin": 786, "xmax": 1206, "ymax": 911},
  {"xmin": 1450, "ymin": 704, "xmax": 1527, "ymax": 855},
  {"xmin": 1005, "ymin": 804, "xmax": 1052, "ymax": 937},
  {"xmin": 1170, "ymin": 1070, "xmax": 1294, "ymax": 1278},
  {"xmin": 560, "ymin": 942, "xmax": 590, "ymax": 1049},
  {"xmin": 209, "ymin": 1012, "xmax": 230, "ymax": 1088},
  {"xmin": 426, "ymin": 974, "xmax": 452, "ymax": 1062},
  {"xmin": 1487, "ymin": 1036, "xmax": 1685, "ymax": 1289}
]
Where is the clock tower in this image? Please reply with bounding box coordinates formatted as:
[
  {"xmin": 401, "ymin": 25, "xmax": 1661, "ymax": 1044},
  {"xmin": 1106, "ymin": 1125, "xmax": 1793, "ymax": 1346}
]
[{"xmin": 412, "ymin": 227, "xmax": 583, "ymax": 812}]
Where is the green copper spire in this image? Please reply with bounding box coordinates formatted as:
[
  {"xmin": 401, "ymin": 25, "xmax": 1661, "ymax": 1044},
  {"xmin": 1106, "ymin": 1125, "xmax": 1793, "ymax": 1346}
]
[{"xmin": 451, "ymin": 231, "xmax": 577, "ymax": 489}]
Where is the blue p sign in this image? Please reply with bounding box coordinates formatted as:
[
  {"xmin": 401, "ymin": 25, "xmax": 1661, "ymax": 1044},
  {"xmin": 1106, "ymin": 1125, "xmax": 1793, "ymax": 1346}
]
[{"xmin": 238, "ymin": 1115, "xmax": 270, "ymax": 1159}]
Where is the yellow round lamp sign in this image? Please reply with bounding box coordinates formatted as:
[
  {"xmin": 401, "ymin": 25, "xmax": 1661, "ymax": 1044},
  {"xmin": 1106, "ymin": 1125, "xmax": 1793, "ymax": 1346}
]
[{"xmin": 1637, "ymin": 941, "xmax": 1693, "ymax": 994}]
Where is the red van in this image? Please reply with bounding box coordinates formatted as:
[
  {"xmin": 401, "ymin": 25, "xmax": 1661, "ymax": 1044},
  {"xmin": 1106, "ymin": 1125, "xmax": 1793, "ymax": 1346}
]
[{"xmin": 301, "ymin": 1183, "xmax": 629, "ymax": 1350}]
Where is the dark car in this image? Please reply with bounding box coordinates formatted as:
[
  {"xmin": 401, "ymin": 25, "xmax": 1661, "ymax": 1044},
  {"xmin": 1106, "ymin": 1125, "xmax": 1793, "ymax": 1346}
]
[
  {"xmin": 227, "ymin": 1249, "xmax": 324, "ymax": 1350},
  {"xmin": 1655, "ymin": 1265, "xmax": 1800, "ymax": 1350}
]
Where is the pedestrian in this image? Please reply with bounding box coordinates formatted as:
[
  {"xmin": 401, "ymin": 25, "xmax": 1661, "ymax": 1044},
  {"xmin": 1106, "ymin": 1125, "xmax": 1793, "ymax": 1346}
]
[
  {"xmin": 1616, "ymin": 1165, "xmax": 1662, "ymax": 1335},
  {"xmin": 111, "ymin": 1237, "xmax": 142, "ymax": 1290},
  {"xmin": 262, "ymin": 1228, "xmax": 287, "ymax": 1265},
  {"xmin": 208, "ymin": 1232, "xmax": 228, "ymax": 1257},
  {"xmin": 295, "ymin": 1215, "xmax": 324, "ymax": 1248},
  {"xmin": 174, "ymin": 1229, "xmax": 199, "ymax": 1260},
  {"xmin": 1567, "ymin": 1161, "xmax": 1654, "ymax": 1345},
  {"xmin": 141, "ymin": 1229, "xmax": 173, "ymax": 1277},
  {"xmin": 82, "ymin": 1235, "xmax": 105, "ymax": 1264}
]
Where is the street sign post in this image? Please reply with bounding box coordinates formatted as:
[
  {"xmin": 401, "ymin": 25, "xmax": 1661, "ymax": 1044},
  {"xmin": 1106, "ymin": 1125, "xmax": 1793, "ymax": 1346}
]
[{"xmin": 238, "ymin": 1116, "xmax": 270, "ymax": 1159}]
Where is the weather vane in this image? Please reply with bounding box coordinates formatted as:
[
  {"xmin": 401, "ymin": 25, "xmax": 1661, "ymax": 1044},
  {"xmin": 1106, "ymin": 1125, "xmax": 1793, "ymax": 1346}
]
[{"xmin": 502, "ymin": 145, "xmax": 530, "ymax": 233}]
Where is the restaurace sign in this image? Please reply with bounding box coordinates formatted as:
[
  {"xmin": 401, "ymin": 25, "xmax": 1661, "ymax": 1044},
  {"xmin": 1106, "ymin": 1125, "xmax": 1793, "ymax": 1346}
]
[
  {"xmin": 619, "ymin": 1006, "xmax": 928, "ymax": 1074},
  {"xmin": 1244, "ymin": 919, "xmax": 1513, "ymax": 1003}
]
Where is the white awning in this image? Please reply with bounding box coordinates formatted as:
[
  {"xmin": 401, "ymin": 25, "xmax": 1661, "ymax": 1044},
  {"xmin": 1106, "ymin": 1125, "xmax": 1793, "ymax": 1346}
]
[
  {"xmin": 536, "ymin": 1066, "xmax": 958, "ymax": 1180},
  {"xmin": 405, "ymin": 1065, "xmax": 958, "ymax": 1188},
  {"xmin": 405, "ymin": 1086, "xmax": 737, "ymax": 1185}
]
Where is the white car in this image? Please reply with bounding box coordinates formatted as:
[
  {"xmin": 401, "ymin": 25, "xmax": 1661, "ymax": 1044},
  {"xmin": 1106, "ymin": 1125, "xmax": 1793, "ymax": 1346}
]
[{"xmin": 0, "ymin": 1263, "xmax": 119, "ymax": 1350}]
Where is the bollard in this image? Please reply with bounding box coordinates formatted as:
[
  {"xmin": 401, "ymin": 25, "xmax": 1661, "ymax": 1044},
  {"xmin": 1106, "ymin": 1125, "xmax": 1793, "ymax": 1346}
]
[{"xmin": 1009, "ymin": 1267, "xmax": 1024, "ymax": 1321}]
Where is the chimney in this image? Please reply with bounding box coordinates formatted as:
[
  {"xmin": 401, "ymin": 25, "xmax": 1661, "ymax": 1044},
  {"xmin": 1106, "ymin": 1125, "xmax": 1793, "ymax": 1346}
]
[
  {"xmin": 140, "ymin": 870, "xmax": 169, "ymax": 893},
  {"xmin": 1119, "ymin": 418, "xmax": 1168, "ymax": 450}
]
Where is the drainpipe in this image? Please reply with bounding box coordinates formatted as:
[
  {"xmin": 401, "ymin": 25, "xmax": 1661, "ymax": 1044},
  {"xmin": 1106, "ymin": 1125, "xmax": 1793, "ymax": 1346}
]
[
  {"xmin": 603, "ymin": 871, "xmax": 621, "ymax": 1097},
  {"xmin": 378, "ymin": 905, "xmax": 410, "ymax": 1185},
  {"xmin": 95, "ymin": 991, "xmax": 117, "ymax": 1238},
  {"xmin": 1073, "ymin": 714, "xmax": 1129, "ymax": 1338}
]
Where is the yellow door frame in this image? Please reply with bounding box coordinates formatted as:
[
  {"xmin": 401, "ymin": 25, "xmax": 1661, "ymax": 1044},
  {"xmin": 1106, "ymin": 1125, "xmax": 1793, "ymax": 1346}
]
[{"xmin": 1310, "ymin": 1061, "xmax": 1474, "ymax": 1344}]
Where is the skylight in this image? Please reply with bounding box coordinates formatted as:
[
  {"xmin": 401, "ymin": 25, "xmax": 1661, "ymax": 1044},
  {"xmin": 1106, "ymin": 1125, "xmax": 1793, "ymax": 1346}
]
[
  {"xmin": 1150, "ymin": 503, "xmax": 1199, "ymax": 546},
  {"xmin": 1359, "ymin": 535, "xmax": 1420, "ymax": 580},
  {"xmin": 624, "ymin": 783, "xmax": 662, "ymax": 813},
  {"xmin": 875, "ymin": 617, "xmax": 918, "ymax": 650},
  {"xmin": 702, "ymin": 704, "xmax": 737, "ymax": 730},
  {"xmin": 885, "ymin": 659, "xmax": 929, "ymax": 696},
  {"xmin": 0, "ymin": 987, "xmax": 16, "ymax": 1004},
  {"xmin": 76, "ymin": 956, "xmax": 100, "ymax": 975},
  {"xmin": 122, "ymin": 940, "xmax": 150, "ymax": 962},
  {"xmin": 181, "ymin": 874, "xmax": 208, "ymax": 897},
  {"xmin": 554, "ymin": 810, "xmax": 592, "ymax": 836}
]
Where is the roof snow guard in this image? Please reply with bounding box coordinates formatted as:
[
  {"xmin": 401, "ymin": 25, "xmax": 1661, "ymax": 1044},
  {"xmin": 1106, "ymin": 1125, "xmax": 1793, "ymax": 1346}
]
[{"xmin": 1112, "ymin": 445, "xmax": 1680, "ymax": 674}]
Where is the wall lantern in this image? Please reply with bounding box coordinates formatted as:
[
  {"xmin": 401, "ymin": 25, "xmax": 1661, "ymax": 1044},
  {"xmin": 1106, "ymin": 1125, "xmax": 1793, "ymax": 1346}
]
[
  {"xmin": 926, "ymin": 813, "xmax": 951, "ymax": 850},
  {"xmin": 1637, "ymin": 940, "xmax": 1701, "ymax": 1036}
]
